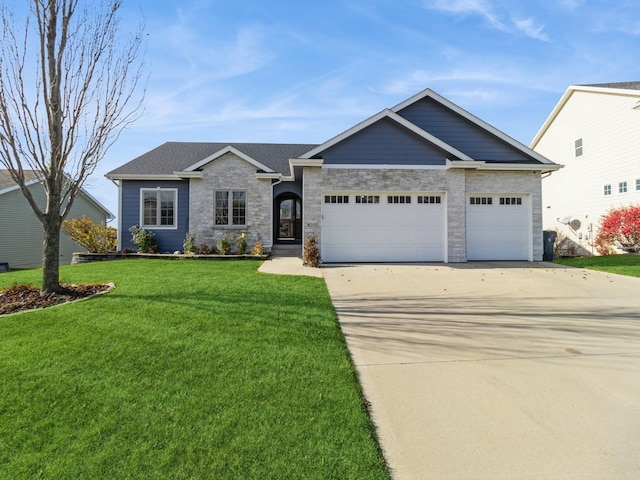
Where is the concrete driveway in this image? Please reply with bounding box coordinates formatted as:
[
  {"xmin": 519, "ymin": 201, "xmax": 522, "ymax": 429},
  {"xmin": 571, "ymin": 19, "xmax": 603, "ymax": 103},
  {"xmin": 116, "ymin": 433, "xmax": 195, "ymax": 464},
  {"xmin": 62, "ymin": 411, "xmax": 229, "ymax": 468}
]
[{"xmin": 322, "ymin": 262, "xmax": 640, "ymax": 480}]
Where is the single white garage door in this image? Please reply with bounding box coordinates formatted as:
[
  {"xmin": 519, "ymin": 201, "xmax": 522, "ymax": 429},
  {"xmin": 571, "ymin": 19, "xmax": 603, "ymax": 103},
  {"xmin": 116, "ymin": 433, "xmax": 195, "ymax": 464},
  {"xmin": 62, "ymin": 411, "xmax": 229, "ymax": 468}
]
[
  {"xmin": 466, "ymin": 195, "xmax": 530, "ymax": 261},
  {"xmin": 321, "ymin": 192, "xmax": 446, "ymax": 262}
]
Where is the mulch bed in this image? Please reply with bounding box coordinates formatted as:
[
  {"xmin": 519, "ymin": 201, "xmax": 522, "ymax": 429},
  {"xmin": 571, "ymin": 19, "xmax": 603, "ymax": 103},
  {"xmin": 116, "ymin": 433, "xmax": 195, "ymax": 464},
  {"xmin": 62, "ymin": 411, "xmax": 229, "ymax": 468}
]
[{"xmin": 0, "ymin": 283, "xmax": 111, "ymax": 316}]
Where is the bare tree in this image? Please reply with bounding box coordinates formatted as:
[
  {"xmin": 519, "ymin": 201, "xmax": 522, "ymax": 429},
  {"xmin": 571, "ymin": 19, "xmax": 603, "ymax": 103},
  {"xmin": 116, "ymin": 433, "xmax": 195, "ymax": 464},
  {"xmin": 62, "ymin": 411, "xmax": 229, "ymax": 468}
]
[{"xmin": 0, "ymin": 0, "xmax": 144, "ymax": 293}]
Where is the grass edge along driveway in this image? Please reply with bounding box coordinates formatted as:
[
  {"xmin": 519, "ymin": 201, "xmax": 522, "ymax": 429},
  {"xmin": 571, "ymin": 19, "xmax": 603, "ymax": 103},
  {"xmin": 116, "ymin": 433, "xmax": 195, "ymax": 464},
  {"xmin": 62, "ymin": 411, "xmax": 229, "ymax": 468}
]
[{"xmin": 0, "ymin": 260, "xmax": 389, "ymax": 480}]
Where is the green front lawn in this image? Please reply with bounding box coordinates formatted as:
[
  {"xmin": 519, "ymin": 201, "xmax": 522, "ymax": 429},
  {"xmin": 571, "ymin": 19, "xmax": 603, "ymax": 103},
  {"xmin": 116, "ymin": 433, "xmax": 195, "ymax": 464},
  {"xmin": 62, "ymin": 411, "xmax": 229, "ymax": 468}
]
[
  {"xmin": 0, "ymin": 260, "xmax": 389, "ymax": 479},
  {"xmin": 555, "ymin": 254, "xmax": 640, "ymax": 277}
]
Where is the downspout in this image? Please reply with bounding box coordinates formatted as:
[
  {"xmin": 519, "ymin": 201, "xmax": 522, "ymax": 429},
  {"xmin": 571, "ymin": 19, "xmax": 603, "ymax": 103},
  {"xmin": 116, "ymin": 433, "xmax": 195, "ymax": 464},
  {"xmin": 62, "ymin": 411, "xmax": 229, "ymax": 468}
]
[{"xmin": 109, "ymin": 178, "xmax": 123, "ymax": 251}]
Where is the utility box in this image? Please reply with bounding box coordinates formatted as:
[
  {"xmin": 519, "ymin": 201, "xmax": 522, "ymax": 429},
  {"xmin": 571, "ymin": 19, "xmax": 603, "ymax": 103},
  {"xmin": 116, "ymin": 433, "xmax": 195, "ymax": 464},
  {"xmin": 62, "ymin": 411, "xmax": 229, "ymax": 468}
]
[
  {"xmin": 543, "ymin": 231, "xmax": 557, "ymax": 261},
  {"xmin": 0, "ymin": 262, "xmax": 9, "ymax": 273}
]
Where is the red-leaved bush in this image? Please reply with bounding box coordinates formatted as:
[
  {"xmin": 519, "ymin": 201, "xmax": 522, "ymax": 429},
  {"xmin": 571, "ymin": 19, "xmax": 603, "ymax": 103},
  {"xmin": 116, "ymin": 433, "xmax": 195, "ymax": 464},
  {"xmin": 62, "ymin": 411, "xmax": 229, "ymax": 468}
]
[{"xmin": 594, "ymin": 205, "xmax": 640, "ymax": 255}]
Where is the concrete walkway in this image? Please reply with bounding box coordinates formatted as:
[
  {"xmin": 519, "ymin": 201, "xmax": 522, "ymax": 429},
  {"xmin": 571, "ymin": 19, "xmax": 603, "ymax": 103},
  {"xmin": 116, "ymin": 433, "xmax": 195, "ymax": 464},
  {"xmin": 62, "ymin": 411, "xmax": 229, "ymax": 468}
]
[
  {"xmin": 257, "ymin": 255, "xmax": 323, "ymax": 277},
  {"xmin": 259, "ymin": 258, "xmax": 640, "ymax": 479}
]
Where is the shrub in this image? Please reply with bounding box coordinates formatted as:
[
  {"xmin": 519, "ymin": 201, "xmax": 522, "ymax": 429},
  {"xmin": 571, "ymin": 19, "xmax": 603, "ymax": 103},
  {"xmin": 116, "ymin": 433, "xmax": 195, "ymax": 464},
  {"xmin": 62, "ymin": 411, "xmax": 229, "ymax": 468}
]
[
  {"xmin": 594, "ymin": 205, "xmax": 640, "ymax": 255},
  {"xmin": 237, "ymin": 233, "xmax": 247, "ymax": 255},
  {"xmin": 198, "ymin": 243, "xmax": 212, "ymax": 255},
  {"xmin": 217, "ymin": 235, "xmax": 232, "ymax": 255},
  {"xmin": 61, "ymin": 216, "xmax": 117, "ymax": 253},
  {"xmin": 183, "ymin": 232, "xmax": 197, "ymax": 254},
  {"xmin": 303, "ymin": 235, "xmax": 321, "ymax": 267},
  {"xmin": 251, "ymin": 242, "xmax": 264, "ymax": 256},
  {"xmin": 129, "ymin": 226, "xmax": 159, "ymax": 253}
]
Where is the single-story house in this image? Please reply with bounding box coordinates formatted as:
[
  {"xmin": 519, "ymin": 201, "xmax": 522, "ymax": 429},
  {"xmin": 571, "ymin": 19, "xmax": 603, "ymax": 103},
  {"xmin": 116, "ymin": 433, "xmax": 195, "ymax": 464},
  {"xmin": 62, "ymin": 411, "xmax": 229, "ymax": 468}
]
[
  {"xmin": 531, "ymin": 82, "xmax": 640, "ymax": 255},
  {"xmin": 0, "ymin": 169, "xmax": 115, "ymax": 268},
  {"xmin": 107, "ymin": 88, "xmax": 560, "ymax": 262}
]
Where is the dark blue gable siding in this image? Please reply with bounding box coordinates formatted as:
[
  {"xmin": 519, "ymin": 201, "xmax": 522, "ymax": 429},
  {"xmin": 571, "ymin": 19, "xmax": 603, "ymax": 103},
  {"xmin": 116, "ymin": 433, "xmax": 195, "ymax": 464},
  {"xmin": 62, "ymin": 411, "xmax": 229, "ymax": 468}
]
[
  {"xmin": 397, "ymin": 98, "xmax": 536, "ymax": 163},
  {"xmin": 120, "ymin": 180, "xmax": 189, "ymax": 252},
  {"xmin": 321, "ymin": 118, "xmax": 453, "ymax": 165}
]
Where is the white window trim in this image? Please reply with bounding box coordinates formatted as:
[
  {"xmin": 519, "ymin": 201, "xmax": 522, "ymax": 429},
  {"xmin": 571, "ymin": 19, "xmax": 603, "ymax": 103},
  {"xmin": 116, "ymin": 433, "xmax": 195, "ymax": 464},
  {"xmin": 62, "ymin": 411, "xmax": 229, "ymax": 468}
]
[
  {"xmin": 140, "ymin": 188, "xmax": 178, "ymax": 230},
  {"xmin": 214, "ymin": 190, "xmax": 247, "ymax": 227}
]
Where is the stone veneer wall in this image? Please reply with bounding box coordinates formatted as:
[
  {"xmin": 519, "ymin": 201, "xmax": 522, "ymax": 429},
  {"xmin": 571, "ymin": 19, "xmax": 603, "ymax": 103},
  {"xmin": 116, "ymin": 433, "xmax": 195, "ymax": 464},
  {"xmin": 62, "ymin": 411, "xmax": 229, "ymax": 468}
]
[
  {"xmin": 189, "ymin": 152, "xmax": 273, "ymax": 249},
  {"xmin": 466, "ymin": 170, "xmax": 543, "ymax": 261},
  {"xmin": 302, "ymin": 167, "xmax": 542, "ymax": 262},
  {"xmin": 303, "ymin": 167, "xmax": 469, "ymax": 262}
]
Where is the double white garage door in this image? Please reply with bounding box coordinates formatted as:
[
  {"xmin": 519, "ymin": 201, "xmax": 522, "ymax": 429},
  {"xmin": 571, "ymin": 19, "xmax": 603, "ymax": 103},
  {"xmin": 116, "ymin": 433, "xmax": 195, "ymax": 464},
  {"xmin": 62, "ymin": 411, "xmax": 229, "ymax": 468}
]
[{"xmin": 321, "ymin": 192, "xmax": 530, "ymax": 262}]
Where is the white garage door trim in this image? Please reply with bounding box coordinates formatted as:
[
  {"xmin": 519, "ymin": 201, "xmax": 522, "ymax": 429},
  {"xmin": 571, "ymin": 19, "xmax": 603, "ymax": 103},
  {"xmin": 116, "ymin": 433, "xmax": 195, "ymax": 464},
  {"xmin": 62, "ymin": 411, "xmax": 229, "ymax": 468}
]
[
  {"xmin": 466, "ymin": 194, "xmax": 532, "ymax": 261},
  {"xmin": 321, "ymin": 191, "xmax": 447, "ymax": 263}
]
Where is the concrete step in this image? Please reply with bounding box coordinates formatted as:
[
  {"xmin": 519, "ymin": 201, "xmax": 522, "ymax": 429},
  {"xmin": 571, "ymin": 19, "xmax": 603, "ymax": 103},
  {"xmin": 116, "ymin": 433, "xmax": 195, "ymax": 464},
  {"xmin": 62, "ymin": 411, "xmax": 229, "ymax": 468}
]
[{"xmin": 270, "ymin": 244, "xmax": 302, "ymax": 257}]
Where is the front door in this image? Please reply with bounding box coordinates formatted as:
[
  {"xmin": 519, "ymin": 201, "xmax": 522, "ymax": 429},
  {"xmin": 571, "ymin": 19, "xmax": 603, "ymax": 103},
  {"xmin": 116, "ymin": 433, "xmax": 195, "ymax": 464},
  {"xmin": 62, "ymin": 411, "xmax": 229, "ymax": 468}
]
[{"xmin": 276, "ymin": 194, "xmax": 302, "ymax": 242}]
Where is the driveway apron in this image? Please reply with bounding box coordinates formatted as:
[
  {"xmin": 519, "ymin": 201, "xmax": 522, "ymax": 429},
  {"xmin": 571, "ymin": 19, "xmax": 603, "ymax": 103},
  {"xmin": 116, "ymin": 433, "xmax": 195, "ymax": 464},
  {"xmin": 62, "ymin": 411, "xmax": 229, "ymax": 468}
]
[{"xmin": 322, "ymin": 262, "xmax": 640, "ymax": 480}]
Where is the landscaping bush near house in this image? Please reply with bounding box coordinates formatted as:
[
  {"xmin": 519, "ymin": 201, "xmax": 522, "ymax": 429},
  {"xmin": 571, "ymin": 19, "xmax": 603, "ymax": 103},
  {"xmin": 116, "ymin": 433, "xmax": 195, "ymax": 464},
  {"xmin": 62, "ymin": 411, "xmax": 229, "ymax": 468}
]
[
  {"xmin": 0, "ymin": 261, "xmax": 389, "ymax": 479},
  {"xmin": 303, "ymin": 235, "xmax": 321, "ymax": 267},
  {"xmin": 183, "ymin": 232, "xmax": 197, "ymax": 254},
  {"xmin": 61, "ymin": 216, "xmax": 117, "ymax": 253},
  {"xmin": 129, "ymin": 225, "xmax": 158, "ymax": 253},
  {"xmin": 594, "ymin": 205, "xmax": 640, "ymax": 255}
]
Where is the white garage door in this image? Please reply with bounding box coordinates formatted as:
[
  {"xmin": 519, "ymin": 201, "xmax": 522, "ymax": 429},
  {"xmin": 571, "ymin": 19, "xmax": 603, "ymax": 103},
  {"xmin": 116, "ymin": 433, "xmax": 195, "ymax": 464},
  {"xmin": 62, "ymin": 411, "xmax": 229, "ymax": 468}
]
[
  {"xmin": 466, "ymin": 195, "xmax": 530, "ymax": 261},
  {"xmin": 321, "ymin": 192, "xmax": 446, "ymax": 262}
]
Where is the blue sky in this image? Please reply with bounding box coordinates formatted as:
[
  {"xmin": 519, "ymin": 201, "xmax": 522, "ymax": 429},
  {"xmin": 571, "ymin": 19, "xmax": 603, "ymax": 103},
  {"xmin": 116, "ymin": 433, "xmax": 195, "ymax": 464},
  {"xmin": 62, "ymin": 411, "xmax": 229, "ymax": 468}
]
[{"xmin": 87, "ymin": 0, "xmax": 640, "ymax": 218}]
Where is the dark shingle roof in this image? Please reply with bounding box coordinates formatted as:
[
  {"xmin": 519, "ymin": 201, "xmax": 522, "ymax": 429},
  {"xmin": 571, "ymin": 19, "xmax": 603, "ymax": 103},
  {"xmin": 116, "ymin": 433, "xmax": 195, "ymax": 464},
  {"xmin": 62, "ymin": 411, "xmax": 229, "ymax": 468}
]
[
  {"xmin": 107, "ymin": 142, "xmax": 319, "ymax": 178},
  {"xmin": 581, "ymin": 81, "xmax": 640, "ymax": 90}
]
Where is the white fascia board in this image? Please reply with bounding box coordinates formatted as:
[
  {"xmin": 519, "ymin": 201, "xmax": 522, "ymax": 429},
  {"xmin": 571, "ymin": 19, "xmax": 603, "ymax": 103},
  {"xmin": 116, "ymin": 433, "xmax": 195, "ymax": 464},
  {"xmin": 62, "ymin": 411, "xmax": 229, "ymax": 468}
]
[
  {"xmin": 394, "ymin": 88, "xmax": 556, "ymax": 165},
  {"xmin": 173, "ymin": 171, "xmax": 203, "ymax": 178},
  {"xmin": 105, "ymin": 173, "xmax": 182, "ymax": 181},
  {"xmin": 255, "ymin": 172, "xmax": 281, "ymax": 179},
  {"xmin": 530, "ymin": 87, "xmax": 573, "ymax": 149},
  {"xmin": 183, "ymin": 145, "xmax": 275, "ymax": 173},
  {"xmin": 446, "ymin": 159, "xmax": 485, "ymax": 169},
  {"xmin": 280, "ymin": 158, "xmax": 324, "ymax": 181},
  {"xmin": 300, "ymin": 109, "xmax": 474, "ymax": 161},
  {"xmin": 322, "ymin": 164, "xmax": 448, "ymax": 170},
  {"xmin": 474, "ymin": 163, "xmax": 563, "ymax": 173}
]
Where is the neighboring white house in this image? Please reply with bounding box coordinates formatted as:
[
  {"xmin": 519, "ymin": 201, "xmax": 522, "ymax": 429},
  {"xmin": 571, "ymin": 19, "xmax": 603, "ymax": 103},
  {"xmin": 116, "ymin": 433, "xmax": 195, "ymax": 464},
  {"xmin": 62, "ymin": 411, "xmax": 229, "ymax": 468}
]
[
  {"xmin": 0, "ymin": 170, "xmax": 115, "ymax": 269},
  {"xmin": 531, "ymin": 82, "xmax": 640, "ymax": 255}
]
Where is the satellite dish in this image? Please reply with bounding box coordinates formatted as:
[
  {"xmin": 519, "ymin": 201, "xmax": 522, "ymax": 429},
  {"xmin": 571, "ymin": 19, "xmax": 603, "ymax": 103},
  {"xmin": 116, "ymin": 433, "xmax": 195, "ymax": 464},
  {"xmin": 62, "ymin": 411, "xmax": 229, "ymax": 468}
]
[
  {"xmin": 569, "ymin": 219, "xmax": 582, "ymax": 231},
  {"xmin": 559, "ymin": 216, "xmax": 572, "ymax": 225}
]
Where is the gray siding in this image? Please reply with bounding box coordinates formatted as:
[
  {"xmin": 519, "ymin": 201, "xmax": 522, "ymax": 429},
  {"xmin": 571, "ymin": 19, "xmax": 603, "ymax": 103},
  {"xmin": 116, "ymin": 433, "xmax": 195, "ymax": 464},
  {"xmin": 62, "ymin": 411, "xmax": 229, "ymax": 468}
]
[
  {"xmin": 120, "ymin": 180, "xmax": 189, "ymax": 252},
  {"xmin": 321, "ymin": 118, "xmax": 451, "ymax": 165},
  {"xmin": 397, "ymin": 98, "xmax": 535, "ymax": 163},
  {"xmin": 0, "ymin": 184, "xmax": 108, "ymax": 268}
]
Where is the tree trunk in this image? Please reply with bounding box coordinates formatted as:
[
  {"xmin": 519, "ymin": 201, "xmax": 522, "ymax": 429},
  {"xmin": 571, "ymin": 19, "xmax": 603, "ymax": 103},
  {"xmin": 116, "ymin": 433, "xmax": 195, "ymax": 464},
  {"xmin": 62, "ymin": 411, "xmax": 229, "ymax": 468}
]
[{"xmin": 42, "ymin": 190, "xmax": 62, "ymax": 294}]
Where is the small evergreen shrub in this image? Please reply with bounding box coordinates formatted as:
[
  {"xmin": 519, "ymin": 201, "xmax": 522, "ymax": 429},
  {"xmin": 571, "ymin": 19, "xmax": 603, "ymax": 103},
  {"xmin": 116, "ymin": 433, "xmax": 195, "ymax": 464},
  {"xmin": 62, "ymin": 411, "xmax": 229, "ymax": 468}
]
[
  {"xmin": 183, "ymin": 232, "xmax": 197, "ymax": 254},
  {"xmin": 129, "ymin": 226, "xmax": 159, "ymax": 253}
]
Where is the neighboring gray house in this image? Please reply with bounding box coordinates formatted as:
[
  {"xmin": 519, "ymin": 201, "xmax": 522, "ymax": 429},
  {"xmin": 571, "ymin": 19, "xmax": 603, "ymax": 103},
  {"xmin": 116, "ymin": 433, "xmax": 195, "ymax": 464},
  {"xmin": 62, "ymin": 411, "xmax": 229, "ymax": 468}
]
[
  {"xmin": 107, "ymin": 88, "xmax": 560, "ymax": 262},
  {"xmin": 0, "ymin": 170, "xmax": 115, "ymax": 268}
]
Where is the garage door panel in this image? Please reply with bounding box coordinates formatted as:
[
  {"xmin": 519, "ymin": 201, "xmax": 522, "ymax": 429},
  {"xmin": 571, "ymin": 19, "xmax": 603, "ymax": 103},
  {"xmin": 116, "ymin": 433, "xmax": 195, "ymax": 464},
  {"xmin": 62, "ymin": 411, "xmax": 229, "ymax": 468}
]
[
  {"xmin": 321, "ymin": 192, "xmax": 445, "ymax": 262},
  {"xmin": 466, "ymin": 195, "xmax": 529, "ymax": 261}
]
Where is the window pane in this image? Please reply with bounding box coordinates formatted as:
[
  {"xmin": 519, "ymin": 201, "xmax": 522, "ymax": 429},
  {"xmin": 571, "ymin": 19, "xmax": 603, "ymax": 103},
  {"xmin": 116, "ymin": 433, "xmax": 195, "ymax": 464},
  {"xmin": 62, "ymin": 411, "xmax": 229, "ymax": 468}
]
[
  {"xmin": 232, "ymin": 191, "xmax": 246, "ymax": 225},
  {"xmin": 143, "ymin": 192, "xmax": 157, "ymax": 226},
  {"xmin": 215, "ymin": 191, "xmax": 229, "ymax": 225},
  {"xmin": 160, "ymin": 191, "xmax": 175, "ymax": 226}
]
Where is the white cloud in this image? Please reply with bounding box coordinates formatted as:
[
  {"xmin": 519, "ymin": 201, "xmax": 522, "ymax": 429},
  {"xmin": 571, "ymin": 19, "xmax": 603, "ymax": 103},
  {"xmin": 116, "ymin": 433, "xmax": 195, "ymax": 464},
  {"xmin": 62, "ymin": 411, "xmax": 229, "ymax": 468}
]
[
  {"xmin": 513, "ymin": 17, "xmax": 549, "ymax": 42},
  {"xmin": 425, "ymin": 0, "xmax": 505, "ymax": 30}
]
